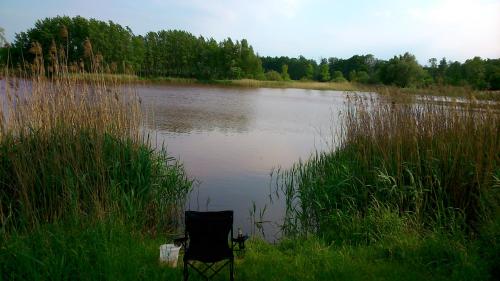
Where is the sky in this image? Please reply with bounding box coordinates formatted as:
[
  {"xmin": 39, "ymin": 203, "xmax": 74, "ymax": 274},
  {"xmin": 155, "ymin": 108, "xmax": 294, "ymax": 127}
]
[{"xmin": 0, "ymin": 0, "xmax": 499, "ymax": 64}]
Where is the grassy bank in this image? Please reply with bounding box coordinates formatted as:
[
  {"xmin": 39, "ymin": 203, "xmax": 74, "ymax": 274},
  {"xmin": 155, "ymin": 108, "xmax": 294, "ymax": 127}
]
[
  {"xmin": 271, "ymin": 93, "xmax": 499, "ymax": 279},
  {"xmin": 3, "ymin": 226, "xmax": 497, "ymax": 281},
  {"xmin": 0, "ymin": 58, "xmax": 193, "ymax": 280},
  {"xmin": 210, "ymin": 79, "xmax": 357, "ymax": 91}
]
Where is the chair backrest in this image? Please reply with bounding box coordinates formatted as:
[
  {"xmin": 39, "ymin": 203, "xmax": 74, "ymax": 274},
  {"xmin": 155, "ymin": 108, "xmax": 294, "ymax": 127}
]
[{"xmin": 185, "ymin": 211, "xmax": 233, "ymax": 261}]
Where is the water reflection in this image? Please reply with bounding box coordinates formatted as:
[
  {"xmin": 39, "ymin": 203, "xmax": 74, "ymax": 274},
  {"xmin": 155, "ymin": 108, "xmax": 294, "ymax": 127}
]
[
  {"xmin": 137, "ymin": 85, "xmax": 348, "ymax": 239},
  {"xmin": 141, "ymin": 85, "xmax": 254, "ymax": 134}
]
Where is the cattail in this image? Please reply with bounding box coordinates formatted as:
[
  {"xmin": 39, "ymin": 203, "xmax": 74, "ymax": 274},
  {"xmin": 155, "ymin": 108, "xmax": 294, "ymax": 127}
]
[
  {"xmin": 94, "ymin": 52, "xmax": 103, "ymax": 70},
  {"xmin": 58, "ymin": 46, "xmax": 66, "ymax": 61},
  {"xmin": 83, "ymin": 38, "xmax": 93, "ymax": 58},
  {"xmin": 59, "ymin": 25, "xmax": 68, "ymax": 39},
  {"xmin": 49, "ymin": 39, "xmax": 57, "ymax": 56},
  {"xmin": 110, "ymin": 62, "xmax": 117, "ymax": 73},
  {"xmin": 79, "ymin": 58, "xmax": 85, "ymax": 71},
  {"xmin": 29, "ymin": 41, "xmax": 42, "ymax": 56}
]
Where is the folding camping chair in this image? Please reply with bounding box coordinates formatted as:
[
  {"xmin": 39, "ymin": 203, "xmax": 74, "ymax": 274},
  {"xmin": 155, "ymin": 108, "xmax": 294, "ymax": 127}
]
[{"xmin": 175, "ymin": 210, "xmax": 247, "ymax": 281}]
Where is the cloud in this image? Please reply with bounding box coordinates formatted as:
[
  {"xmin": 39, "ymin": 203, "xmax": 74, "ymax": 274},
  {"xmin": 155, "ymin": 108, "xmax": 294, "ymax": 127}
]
[
  {"xmin": 1, "ymin": 0, "xmax": 498, "ymax": 61},
  {"xmin": 311, "ymin": 0, "xmax": 500, "ymax": 61},
  {"xmin": 405, "ymin": 0, "xmax": 500, "ymax": 60}
]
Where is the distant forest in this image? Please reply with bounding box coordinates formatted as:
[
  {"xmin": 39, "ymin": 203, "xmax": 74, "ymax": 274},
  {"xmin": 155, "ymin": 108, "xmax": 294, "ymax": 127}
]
[{"xmin": 1, "ymin": 16, "xmax": 499, "ymax": 90}]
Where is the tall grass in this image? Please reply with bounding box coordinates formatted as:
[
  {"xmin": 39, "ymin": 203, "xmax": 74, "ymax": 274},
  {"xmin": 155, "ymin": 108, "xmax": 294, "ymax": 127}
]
[
  {"xmin": 0, "ymin": 43, "xmax": 192, "ymax": 234},
  {"xmin": 274, "ymin": 92, "xmax": 499, "ymax": 240},
  {"xmin": 213, "ymin": 79, "xmax": 357, "ymax": 91},
  {"xmin": 0, "ymin": 40, "xmax": 193, "ymax": 280}
]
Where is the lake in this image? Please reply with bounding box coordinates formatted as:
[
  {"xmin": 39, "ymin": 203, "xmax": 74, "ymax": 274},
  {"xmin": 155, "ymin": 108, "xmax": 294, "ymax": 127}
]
[{"xmin": 137, "ymin": 84, "xmax": 349, "ymax": 239}]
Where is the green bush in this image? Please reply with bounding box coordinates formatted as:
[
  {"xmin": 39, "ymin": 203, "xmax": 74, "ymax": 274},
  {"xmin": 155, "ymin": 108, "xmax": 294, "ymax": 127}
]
[{"xmin": 265, "ymin": 70, "xmax": 283, "ymax": 81}]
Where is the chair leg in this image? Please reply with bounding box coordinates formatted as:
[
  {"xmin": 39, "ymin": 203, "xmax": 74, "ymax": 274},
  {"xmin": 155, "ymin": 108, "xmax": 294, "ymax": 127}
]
[
  {"xmin": 183, "ymin": 260, "xmax": 189, "ymax": 281},
  {"xmin": 229, "ymin": 258, "xmax": 234, "ymax": 281}
]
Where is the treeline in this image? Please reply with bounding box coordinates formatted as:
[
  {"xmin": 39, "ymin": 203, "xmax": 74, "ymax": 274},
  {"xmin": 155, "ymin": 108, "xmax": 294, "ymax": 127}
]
[
  {"xmin": 1, "ymin": 16, "xmax": 263, "ymax": 79},
  {"xmin": 142, "ymin": 31, "xmax": 262, "ymax": 79},
  {"xmin": 261, "ymin": 54, "xmax": 500, "ymax": 90},
  {"xmin": 1, "ymin": 16, "xmax": 500, "ymax": 90}
]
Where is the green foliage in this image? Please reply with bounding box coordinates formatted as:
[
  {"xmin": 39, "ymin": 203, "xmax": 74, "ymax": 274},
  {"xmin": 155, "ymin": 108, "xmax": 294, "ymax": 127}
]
[
  {"xmin": 348, "ymin": 70, "xmax": 370, "ymax": 83},
  {"xmin": 1, "ymin": 222, "xmax": 493, "ymax": 281},
  {"xmin": 7, "ymin": 16, "xmax": 500, "ymax": 90},
  {"xmin": 379, "ymin": 52, "xmax": 426, "ymax": 87},
  {"xmin": 463, "ymin": 57, "xmax": 488, "ymax": 90},
  {"xmin": 331, "ymin": 70, "xmax": 346, "ymax": 82},
  {"xmin": 477, "ymin": 211, "xmax": 500, "ymax": 278},
  {"xmin": 10, "ymin": 16, "xmax": 144, "ymax": 73},
  {"xmin": 318, "ymin": 59, "xmax": 330, "ymax": 82},
  {"xmin": 0, "ymin": 129, "xmax": 192, "ymax": 233},
  {"xmin": 261, "ymin": 56, "xmax": 318, "ymax": 80},
  {"xmin": 237, "ymin": 234, "xmax": 490, "ymax": 281},
  {"xmin": 0, "ymin": 221, "xmax": 179, "ymax": 281},
  {"xmin": 265, "ymin": 70, "xmax": 283, "ymax": 81},
  {"xmin": 281, "ymin": 64, "xmax": 291, "ymax": 81},
  {"xmin": 275, "ymin": 94, "xmax": 499, "ymax": 237},
  {"xmin": 328, "ymin": 54, "xmax": 380, "ymax": 84},
  {"xmin": 8, "ymin": 16, "xmax": 263, "ymax": 80},
  {"xmin": 267, "ymin": 93, "xmax": 499, "ymax": 280},
  {"xmin": 304, "ymin": 63, "xmax": 314, "ymax": 80},
  {"xmin": 0, "ymin": 27, "xmax": 6, "ymax": 46}
]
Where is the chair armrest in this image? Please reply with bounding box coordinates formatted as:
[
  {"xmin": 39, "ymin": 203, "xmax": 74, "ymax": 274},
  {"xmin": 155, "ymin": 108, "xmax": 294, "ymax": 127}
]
[
  {"xmin": 232, "ymin": 235, "xmax": 249, "ymax": 242},
  {"xmin": 232, "ymin": 235, "xmax": 249, "ymax": 250}
]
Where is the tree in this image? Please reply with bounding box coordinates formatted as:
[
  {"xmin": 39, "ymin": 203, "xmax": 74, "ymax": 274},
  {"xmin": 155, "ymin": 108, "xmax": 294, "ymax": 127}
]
[
  {"xmin": 319, "ymin": 58, "xmax": 330, "ymax": 82},
  {"xmin": 261, "ymin": 56, "xmax": 318, "ymax": 80},
  {"xmin": 8, "ymin": 16, "xmax": 264, "ymax": 80},
  {"xmin": 331, "ymin": 70, "xmax": 346, "ymax": 82},
  {"xmin": 281, "ymin": 64, "xmax": 291, "ymax": 80},
  {"xmin": 0, "ymin": 27, "xmax": 6, "ymax": 46},
  {"xmin": 379, "ymin": 52, "xmax": 426, "ymax": 87},
  {"xmin": 0, "ymin": 27, "xmax": 8, "ymax": 66},
  {"xmin": 357, "ymin": 71, "xmax": 370, "ymax": 83},
  {"xmin": 427, "ymin": 58, "xmax": 438, "ymax": 82},
  {"xmin": 485, "ymin": 59, "xmax": 500, "ymax": 90},
  {"xmin": 437, "ymin": 57, "xmax": 448, "ymax": 83},
  {"xmin": 265, "ymin": 70, "xmax": 282, "ymax": 81},
  {"xmin": 304, "ymin": 63, "xmax": 314, "ymax": 80},
  {"xmin": 463, "ymin": 57, "xmax": 487, "ymax": 89},
  {"xmin": 445, "ymin": 61, "xmax": 464, "ymax": 86}
]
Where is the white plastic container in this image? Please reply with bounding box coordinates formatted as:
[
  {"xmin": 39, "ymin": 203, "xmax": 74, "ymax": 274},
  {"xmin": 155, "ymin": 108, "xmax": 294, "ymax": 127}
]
[{"xmin": 159, "ymin": 243, "xmax": 182, "ymax": 267}]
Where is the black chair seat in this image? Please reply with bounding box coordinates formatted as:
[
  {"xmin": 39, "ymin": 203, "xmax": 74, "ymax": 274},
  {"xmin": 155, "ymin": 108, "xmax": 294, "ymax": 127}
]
[
  {"xmin": 180, "ymin": 210, "xmax": 235, "ymax": 280},
  {"xmin": 185, "ymin": 246, "xmax": 233, "ymax": 263}
]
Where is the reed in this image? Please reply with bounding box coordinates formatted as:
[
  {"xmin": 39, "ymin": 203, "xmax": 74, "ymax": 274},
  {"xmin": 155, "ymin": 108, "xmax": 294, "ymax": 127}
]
[
  {"xmin": 0, "ymin": 43, "xmax": 192, "ymax": 234},
  {"xmin": 212, "ymin": 79, "xmax": 358, "ymax": 91},
  {"xmin": 274, "ymin": 91, "xmax": 500, "ymax": 240}
]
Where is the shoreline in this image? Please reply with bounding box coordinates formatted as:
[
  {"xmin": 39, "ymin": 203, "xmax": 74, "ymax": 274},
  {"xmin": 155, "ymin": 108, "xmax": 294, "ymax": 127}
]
[
  {"xmin": 3, "ymin": 72, "xmax": 499, "ymax": 100},
  {"xmin": 115, "ymin": 75, "xmax": 500, "ymax": 101}
]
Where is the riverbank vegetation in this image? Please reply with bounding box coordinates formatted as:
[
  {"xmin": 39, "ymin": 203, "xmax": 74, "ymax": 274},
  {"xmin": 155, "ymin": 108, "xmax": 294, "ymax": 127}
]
[
  {"xmin": 1, "ymin": 16, "xmax": 499, "ymax": 95},
  {"xmin": 0, "ymin": 49, "xmax": 192, "ymax": 279},
  {"xmin": 270, "ymin": 93, "xmax": 499, "ymax": 280}
]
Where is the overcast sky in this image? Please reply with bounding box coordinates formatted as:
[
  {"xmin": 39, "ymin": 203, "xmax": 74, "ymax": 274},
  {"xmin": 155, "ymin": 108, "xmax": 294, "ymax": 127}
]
[{"xmin": 1, "ymin": 0, "xmax": 499, "ymax": 63}]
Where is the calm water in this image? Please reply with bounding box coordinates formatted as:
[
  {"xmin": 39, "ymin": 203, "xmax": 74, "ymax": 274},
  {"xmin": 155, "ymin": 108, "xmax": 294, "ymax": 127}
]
[{"xmin": 137, "ymin": 85, "xmax": 349, "ymax": 239}]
